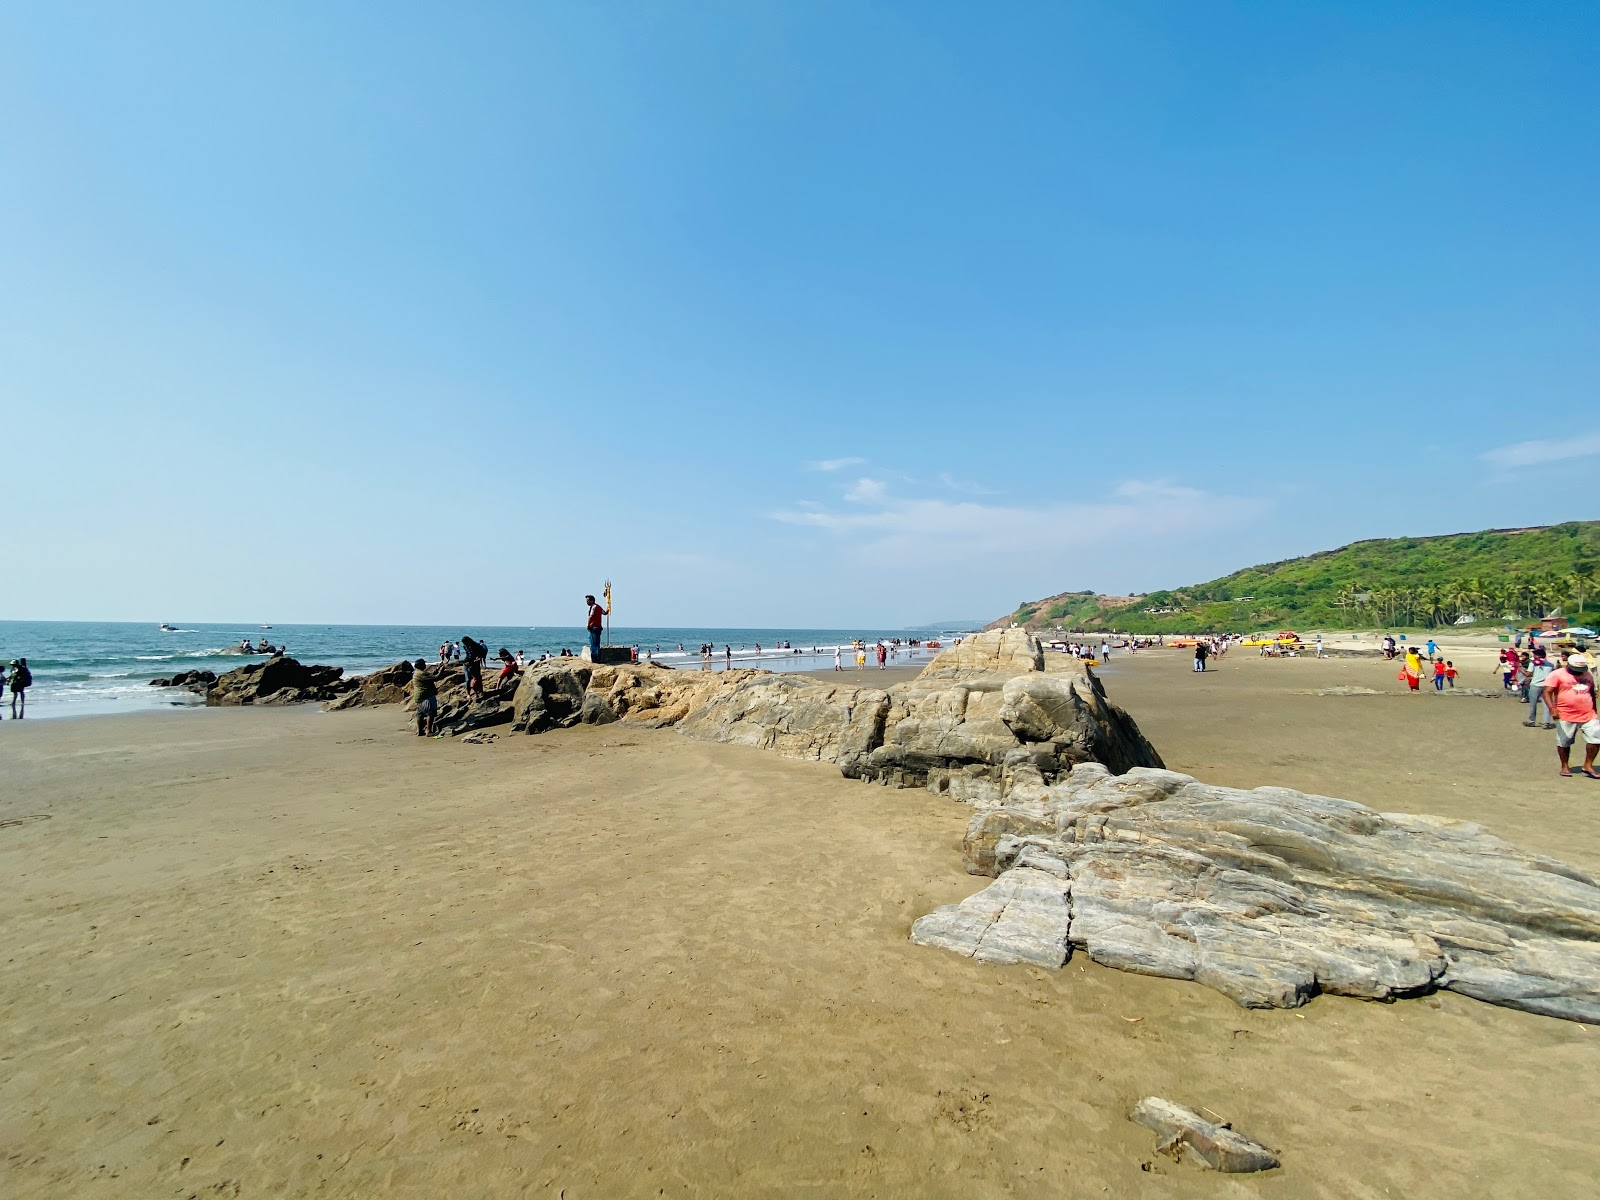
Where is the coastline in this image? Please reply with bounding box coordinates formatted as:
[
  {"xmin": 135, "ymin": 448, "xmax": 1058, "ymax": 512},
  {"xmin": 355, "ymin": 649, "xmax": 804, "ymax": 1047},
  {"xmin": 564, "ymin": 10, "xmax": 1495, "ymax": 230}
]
[{"xmin": 4, "ymin": 650, "xmax": 1597, "ymax": 1196}]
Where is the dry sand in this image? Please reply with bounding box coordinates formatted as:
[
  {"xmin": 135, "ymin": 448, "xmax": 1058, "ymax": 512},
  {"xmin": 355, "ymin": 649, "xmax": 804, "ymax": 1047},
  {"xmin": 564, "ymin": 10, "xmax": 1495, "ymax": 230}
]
[{"xmin": 3, "ymin": 649, "xmax": 1597, "ymax": 1198}]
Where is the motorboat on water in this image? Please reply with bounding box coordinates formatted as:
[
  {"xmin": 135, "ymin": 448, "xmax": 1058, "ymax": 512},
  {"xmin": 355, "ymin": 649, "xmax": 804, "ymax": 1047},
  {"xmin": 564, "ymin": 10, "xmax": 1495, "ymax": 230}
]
[{"xmin": 158, "ymin": 623, "xmax": 180, "ymax": 632}]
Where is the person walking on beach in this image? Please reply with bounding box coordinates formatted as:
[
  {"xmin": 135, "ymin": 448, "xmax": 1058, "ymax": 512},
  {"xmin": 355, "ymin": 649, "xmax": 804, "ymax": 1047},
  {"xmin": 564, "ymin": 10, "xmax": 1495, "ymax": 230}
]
[
  {"xmin": 833, "ymin": 647, "xmax": 843, "ymax": 672},
  {"xmin": 876, "ymin": 642, "xmax": 887, "ymax": 670},
  {"xmin": 1401, "ymin": 647, "xmax": 1423, "ymax": 693},
  {"xmin": 725, "ymin": 645, "xmax": 732, "ymax": 669},
  {"xmin": 855, "ymin": 645, "xmax": 866, "ymax": 669},
  {"xmin": 411, "ymin": 659, "xmax": 438, "ymax": 737},
  {"xmin": 585, "ymin": 593, "xmax": 608, "ymax": 660},
  {"xmin": 9, "ymin": 658, "xmax": 30, "ymax": 718},
  {"xmin": 1432, "ymin": 658, "xmax": 1446, "ymax": 691},
  {"xmin": 1526, "ymin": 649, "xmax": 1555, "ymax": 728},
  {"xmin": 1544, "ymin": 653, "xmax": 1600, "ymax": 778},
  {"xmin": 1192, "ymin": 642, "xmax": 1209, "ymax": 672},
  {"xmin": 0, "ymin": 660, "xmax": 7, "ymax": 719}
]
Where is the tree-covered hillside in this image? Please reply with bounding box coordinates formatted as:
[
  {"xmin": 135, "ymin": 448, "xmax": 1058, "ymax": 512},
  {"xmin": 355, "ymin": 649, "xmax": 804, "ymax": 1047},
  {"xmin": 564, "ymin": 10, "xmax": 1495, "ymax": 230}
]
[{"xmin": 995, "ymin": 522, "xmax": 1600, "ymax": 634}]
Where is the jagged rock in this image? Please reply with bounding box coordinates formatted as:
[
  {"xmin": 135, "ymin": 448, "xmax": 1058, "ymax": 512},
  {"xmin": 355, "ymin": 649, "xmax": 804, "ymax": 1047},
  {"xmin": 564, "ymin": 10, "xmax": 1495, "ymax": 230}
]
[
  {"xmin": 149, "ymin": 669, "xmax": 216, "ymax": 693},
  {"xmin": 1130, "ymin": 1097, "xmax": 1279, "ymax": 1173},
  {"xmin": 326, "ymin": 659, "xmax": 415, "ymax": 710},
  {"xmin": 912, "ymin": 762, "xmax": 1600, "ymax": 1023},
  {"xmin": 207, "ymin": 657, "xmax": 351, "ymax": 706},
  {"xmin": 677, "ymin": 631, "xmax": 1162, "ymax": 804},
  {"xmin": 512, "ymin": 660, "xmax": 596, "ymax": 733}
]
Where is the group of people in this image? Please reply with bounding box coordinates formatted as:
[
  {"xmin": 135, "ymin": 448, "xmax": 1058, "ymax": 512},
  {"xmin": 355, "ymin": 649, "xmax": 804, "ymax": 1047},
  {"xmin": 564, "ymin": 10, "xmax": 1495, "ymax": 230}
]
[
  {"xmin": 0, "ymin": 658, "xmax": 31, "ymax": 718},
  {"xmin": 1396, "ymin": 645, "xmax": 1459, "ymax": 692},
  {"xmin": 1192, "ymin": 636, "xmax": 1236, "ymax": 672},
  {"xmin": 830, "ymin": 641, "xmax": 892, "ymax": 670}
]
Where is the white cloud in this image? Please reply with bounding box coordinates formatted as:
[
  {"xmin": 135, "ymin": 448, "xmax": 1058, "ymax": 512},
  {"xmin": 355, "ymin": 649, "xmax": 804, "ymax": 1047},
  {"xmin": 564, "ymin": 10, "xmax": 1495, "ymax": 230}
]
[
  {"xmin": 772, "ymin": 477, "xmax": 1266, "ymax": 567},
  {"xmin": 1480, "ymin": 433, "xmax": 1600, "ymax": 472},
  {"xmin": 808, "ymin": 456, "xmax": 867, "ymax": 472},
  {"xmin": 843, "ymin": 476, "xmax": 887, "ymax": 503}
]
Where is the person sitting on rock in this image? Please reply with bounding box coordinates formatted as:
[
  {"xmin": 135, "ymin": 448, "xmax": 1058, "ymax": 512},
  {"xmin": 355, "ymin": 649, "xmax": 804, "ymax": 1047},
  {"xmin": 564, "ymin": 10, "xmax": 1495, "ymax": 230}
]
[
  {"xmin": 410, "ymin": 659, "xmax": 438, "ymax": 737},
  {"xmin": 495, "ymin": 647, "xmax": 519, "ymax": 687}
]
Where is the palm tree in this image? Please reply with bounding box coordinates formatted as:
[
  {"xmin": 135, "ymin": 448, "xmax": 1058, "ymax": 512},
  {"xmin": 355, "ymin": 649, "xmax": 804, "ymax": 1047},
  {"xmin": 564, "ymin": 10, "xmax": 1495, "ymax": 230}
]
[{"xmin": 1568, "ymin": 566, "xmax": 1595, "ymax": 617}]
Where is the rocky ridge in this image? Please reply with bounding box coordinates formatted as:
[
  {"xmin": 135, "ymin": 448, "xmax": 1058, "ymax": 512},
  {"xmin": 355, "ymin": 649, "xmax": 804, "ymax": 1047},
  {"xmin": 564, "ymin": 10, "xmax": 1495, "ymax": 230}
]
[{"xmin": 911, "ymin": 761, "xmax": 1600, "ymax": 1023}]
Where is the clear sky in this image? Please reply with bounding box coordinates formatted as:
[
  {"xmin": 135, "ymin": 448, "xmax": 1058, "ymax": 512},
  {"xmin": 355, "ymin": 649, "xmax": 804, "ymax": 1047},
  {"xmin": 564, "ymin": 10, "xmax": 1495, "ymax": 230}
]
[{"xmin": 2, "ymin": 2, "xmax": 1595, "ymax": 626}]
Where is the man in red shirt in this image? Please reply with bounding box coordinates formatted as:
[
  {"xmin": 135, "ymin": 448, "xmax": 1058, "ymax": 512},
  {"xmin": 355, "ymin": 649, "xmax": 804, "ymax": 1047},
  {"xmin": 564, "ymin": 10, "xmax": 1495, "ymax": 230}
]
[
  {"xmin": 1544, "ymin": 652, "xmax": 1600, "ymax": 778},
  {"xmin": 584, "ymin": 593, "xmax": 609, "ymax": 661}
]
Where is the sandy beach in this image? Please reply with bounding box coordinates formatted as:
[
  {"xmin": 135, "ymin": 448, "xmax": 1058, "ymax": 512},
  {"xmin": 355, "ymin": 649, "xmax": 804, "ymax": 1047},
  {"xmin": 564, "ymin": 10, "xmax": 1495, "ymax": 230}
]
[{"xmin": 4, "ymin": 647, "xmax": 1598, "ymax": 1198}]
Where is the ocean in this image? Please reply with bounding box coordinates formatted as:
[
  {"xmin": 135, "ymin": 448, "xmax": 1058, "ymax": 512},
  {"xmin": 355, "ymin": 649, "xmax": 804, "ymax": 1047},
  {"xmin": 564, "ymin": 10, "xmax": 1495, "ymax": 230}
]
[{"xmin": 0, "ymin": 621, "xmax": 963, "ymax": 719}]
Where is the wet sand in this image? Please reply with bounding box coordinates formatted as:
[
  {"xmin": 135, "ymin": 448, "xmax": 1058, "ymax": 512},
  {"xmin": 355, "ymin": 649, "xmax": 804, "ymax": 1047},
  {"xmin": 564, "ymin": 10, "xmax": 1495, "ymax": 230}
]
[{"xmin": 2, "ymin": 651, "xmax": 1597, "ymax": 1198}]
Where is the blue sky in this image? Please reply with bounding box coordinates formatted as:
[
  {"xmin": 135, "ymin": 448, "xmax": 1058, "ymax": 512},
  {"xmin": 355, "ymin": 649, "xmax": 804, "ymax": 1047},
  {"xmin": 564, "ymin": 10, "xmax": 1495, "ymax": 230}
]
[{"xmin": 2, "ymin": 2, "xmax": 1595, "ymax": 626}]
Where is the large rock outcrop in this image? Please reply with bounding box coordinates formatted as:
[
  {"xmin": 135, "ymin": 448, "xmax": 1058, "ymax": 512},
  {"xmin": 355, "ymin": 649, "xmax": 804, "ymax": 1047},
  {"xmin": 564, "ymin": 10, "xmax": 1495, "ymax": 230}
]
[
  {"xmin": 510, "ymin": 660, "xmax": 764, "ymax": 734},
  {"xmin": 676, "ymin": 630, "xmax": 1162, "ymax": 804},
  {"xmin": 207, "ymin": 657, "xmax": 353, "ymax": 706},
  {"xmin": 911, "ymin": 762, "xmax": 1600, "ymax": 1023}
]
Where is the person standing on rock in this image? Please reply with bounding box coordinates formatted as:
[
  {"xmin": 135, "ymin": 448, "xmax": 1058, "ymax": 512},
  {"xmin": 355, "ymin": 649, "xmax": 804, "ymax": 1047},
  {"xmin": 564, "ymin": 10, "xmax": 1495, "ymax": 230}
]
[
  {"xmin": 1544, "ymin": 653, "xmax": 1600, "ymax": 778},
  {"xmin": 411, "ymin": 659, "xmax": 438, "ymax": 737},
  {"xmin": 585, "ymin": 593, "xmax": 609, "ymax": 660}
]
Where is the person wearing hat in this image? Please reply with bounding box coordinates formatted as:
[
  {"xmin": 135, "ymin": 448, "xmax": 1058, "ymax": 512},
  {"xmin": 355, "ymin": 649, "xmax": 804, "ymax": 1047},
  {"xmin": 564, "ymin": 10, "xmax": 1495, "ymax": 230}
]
[{"xmin": 1543, "ymin": 652, "xmax": 1600, "ymax": 778}]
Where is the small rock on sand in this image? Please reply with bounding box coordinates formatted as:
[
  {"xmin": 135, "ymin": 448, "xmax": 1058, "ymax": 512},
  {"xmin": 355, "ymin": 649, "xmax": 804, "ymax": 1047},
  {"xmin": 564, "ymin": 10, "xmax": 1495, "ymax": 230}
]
[{"xmin": 1130, "ymin": 1096, "xmax": 1279, "ymax": 1173}]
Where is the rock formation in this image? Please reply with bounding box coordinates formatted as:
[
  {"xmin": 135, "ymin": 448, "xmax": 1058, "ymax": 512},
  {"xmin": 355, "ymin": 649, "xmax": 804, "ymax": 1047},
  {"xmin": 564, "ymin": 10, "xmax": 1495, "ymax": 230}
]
[
  {"xmin": 206, "ymin": 657, "xmax": 354, "ymax": 707},
  {"xmin": 911, "ymin": 762, "xmax": 1600, "ymax": 1023},
  {"xmin": 325, "ymin": 660, "xmax": 417, "ymax": 710},
  {"xmin": 148, "ymin": 669, "xmax": 216, "ymax": 694},
  {"xmin": 675, "ymin": 630, "xmax": 1162, "ymax": 803}
]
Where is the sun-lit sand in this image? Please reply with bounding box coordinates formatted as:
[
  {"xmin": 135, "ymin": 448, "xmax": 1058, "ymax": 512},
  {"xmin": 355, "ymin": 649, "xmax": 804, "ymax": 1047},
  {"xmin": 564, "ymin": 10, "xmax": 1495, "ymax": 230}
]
[{"xmin": 3, "ymin": 646, "xmax": 1597, "ymax": 1197}]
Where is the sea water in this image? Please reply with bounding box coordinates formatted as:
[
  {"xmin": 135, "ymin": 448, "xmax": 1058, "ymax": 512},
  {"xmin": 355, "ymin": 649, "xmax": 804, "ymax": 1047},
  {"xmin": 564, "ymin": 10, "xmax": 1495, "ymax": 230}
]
[{"xmin": 0, "ymin": 622, "xmax": 961, "ymax": 719}]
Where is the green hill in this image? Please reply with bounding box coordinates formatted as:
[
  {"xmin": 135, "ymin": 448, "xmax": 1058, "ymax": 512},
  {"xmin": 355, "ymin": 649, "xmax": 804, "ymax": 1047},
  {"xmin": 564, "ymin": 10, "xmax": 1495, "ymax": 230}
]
[{"xmin": 994, "ymin": 522, "xmax": 1600, "ymax": 635}]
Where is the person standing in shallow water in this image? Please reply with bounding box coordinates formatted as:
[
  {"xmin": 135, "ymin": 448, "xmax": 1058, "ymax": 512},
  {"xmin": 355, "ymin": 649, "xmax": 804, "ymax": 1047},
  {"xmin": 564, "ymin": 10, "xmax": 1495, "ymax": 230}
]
[{"xmin": 9, "ymin": 658, "xmax": 31, "ymax": 718}]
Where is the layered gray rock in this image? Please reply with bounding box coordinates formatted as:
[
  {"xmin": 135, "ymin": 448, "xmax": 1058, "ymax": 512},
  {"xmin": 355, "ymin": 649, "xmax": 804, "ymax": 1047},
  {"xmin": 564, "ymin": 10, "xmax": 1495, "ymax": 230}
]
[{"xmin": 912, "ymin": 762, "xmax": 1600, "ymax": 1023}]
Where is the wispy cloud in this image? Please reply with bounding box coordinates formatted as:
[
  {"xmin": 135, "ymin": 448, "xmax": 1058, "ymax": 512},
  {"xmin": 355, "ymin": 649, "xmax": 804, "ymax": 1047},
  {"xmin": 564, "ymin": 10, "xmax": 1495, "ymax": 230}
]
[
  {"xmin": 772, "ymin": 477, "xmax": 1266, "ymax": 566},
  {"xmin": 1481, "ymin": 433, "xmax": 1600, "ymax": 472},
  {"xmin": 808, "ymin": 456, "xmax": 867, "ymax": 472},
  {"xmin": 937, "ymin": 472, "xmax": 1000, "ymax": 495}
]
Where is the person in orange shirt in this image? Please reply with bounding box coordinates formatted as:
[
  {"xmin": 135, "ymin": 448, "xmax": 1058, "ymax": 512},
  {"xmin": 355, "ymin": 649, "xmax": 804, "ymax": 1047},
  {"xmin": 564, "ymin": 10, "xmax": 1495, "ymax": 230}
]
[{"xmin": 1544, "ymin": 653, "xmax": 1600, "ymax": 778}]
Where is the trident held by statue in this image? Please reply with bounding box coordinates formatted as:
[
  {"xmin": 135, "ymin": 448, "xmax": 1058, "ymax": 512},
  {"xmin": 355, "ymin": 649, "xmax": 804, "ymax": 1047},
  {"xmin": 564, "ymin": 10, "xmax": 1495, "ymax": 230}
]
[{"xmin": 603, "ymin": 579, "xmax": 612, "ymax": 647}]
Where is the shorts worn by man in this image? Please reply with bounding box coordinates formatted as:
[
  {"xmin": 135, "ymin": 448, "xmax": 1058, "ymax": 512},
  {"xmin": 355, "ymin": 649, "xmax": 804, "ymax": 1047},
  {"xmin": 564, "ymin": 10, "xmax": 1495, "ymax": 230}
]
[{"xmin": 1545, "ymin": 653, "xmax": 1600, "ymax": 778}]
